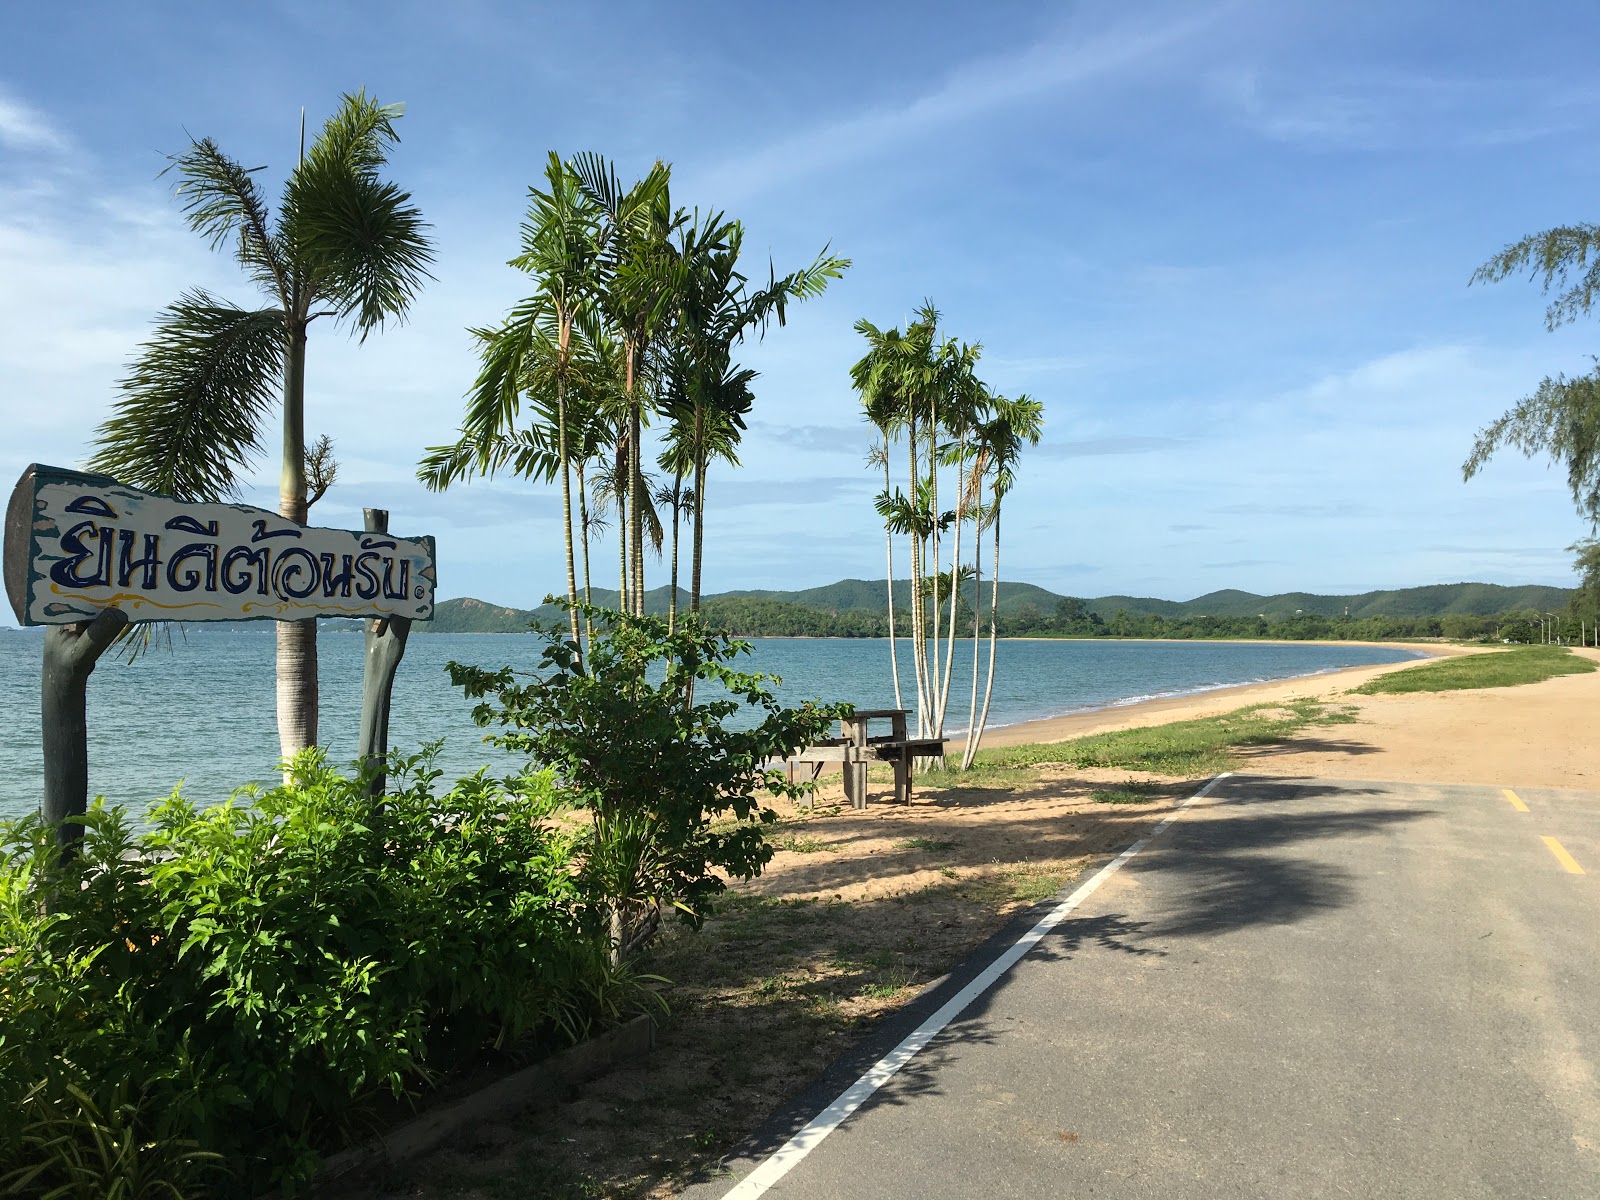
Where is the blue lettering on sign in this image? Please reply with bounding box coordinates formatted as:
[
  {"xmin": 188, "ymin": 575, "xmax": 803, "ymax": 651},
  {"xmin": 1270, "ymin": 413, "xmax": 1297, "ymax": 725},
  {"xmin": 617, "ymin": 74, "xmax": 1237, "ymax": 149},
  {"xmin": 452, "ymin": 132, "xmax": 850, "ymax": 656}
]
[
  {"xmin": 166, "ymin": 542, "xmax": 218, "ymax": 593},
  {"xmin": 353, "ymin": 551, "xmax": 382, "ymax": 600},
  {"xmin": 115, "ymin": 531, "xmax": 162, "ymax": 590},
  {"xmin": 65, "ymin": 495, "xmax": 117, "ymax": 518},
  {"xmin": 318, "ymin": 553, "xmax": 355, "ymax": 598},
  {"xmin": 271, "ymin": 547, "xmax": 320, "ymax": 600},
  {"xmin": 220, "ymin": 546, "xmax": 269, "ymax": 595},
  {"xmin": 382, "ymin": 556, "xmax": 410, "ymax": 601},
  {"xmin": 48, "ymin": 521, "xmax": 113, "ymax": 588},
  {"xmin": 251, "ymin": 519, "xmax": 301, "ymax": 542},
  {"xmin": 165, "ymin": 514, "xmax": 220, "ymax": 536}
]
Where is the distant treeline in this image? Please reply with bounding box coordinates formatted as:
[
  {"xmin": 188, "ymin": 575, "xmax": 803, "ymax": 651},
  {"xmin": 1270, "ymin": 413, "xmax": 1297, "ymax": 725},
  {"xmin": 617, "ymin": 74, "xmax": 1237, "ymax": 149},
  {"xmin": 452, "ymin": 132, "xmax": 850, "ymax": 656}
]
[{"xmin": 699, "ymin": 597, "xmax": 1554, "ymax": 643}]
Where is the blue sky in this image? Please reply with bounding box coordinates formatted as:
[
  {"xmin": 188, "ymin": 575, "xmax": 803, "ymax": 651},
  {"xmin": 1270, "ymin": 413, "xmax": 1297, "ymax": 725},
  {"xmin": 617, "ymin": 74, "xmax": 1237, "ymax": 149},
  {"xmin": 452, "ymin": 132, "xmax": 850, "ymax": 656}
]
[{"xmin": 5, "ymin": 0, "xmax": 1600, "ymax": 620}]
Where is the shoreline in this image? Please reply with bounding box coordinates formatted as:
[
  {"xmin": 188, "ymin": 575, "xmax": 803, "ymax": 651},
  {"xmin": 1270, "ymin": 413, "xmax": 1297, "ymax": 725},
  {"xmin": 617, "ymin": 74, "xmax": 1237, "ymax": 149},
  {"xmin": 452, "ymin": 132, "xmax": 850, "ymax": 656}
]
[{"xmin": 970, "ymin": 641, "xmax": 1477, "ymax": 748}]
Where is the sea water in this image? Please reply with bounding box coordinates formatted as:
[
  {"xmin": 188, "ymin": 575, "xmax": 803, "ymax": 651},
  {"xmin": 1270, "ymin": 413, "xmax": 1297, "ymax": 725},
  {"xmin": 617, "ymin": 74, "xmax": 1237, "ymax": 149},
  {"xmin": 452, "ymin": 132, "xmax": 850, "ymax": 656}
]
[{"xmin": 0, "ymin": 629, "xmax": 1419, "ymax": 820}]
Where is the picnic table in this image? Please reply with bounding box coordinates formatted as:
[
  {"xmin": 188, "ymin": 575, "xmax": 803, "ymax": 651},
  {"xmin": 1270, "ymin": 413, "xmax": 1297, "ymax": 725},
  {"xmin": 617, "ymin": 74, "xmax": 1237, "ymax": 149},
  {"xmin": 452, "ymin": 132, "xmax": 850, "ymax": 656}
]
[{"xmin": 782, "ymin": 708, "xmax": 946, "ymax": 809}]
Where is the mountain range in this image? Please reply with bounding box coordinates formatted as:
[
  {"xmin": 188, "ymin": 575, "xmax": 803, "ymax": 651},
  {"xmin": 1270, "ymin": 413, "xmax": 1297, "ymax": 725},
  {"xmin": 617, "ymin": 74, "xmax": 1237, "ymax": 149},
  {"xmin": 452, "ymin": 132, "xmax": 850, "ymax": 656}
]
[{"xmin": 420, "ymin": 579, "xmax": 1575, "ymax": 633}]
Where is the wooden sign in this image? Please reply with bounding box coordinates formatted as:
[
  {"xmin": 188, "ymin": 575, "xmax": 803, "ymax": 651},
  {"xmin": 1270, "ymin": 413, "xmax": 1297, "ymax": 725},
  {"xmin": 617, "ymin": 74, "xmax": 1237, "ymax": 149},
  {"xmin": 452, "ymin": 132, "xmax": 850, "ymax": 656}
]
[{"xmin": 5, "ymin": 464, "xmax": 436, "ymax": 626}]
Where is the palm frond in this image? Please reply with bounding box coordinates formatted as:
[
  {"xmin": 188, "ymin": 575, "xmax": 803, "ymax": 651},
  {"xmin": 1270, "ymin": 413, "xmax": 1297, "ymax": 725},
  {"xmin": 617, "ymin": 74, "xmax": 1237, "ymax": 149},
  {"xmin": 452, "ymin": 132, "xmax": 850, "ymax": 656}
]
[
  {"xmin": 283, "ymin": 91, "xmax": 434, "ymax": 336},
  {"xmin": 164, "ymin": 138, "xmax": 286, "ymax": 300},
  {"xmin": 89, "ymin": 292, "xmax": 284, "ymax": 502}
]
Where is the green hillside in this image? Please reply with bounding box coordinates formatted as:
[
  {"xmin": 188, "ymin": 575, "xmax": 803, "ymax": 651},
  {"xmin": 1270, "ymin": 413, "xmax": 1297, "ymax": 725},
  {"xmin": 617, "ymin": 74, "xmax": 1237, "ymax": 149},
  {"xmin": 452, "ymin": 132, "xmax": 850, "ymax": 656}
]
[{"xmin": 422, "ymin": 579, "xmax": 1574, "ymax": 634}]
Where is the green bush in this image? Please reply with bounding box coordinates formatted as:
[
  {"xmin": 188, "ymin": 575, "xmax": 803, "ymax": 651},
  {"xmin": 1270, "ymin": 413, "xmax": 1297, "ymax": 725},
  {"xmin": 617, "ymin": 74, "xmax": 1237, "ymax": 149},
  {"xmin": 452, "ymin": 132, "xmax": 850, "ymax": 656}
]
[
  {"xmin": 0, "ymin": 752, "xmax": 596, "ymax": 1195},
  {"xmin": 448, "ymin": 603, "xmax": 841, "ymax": 955}
]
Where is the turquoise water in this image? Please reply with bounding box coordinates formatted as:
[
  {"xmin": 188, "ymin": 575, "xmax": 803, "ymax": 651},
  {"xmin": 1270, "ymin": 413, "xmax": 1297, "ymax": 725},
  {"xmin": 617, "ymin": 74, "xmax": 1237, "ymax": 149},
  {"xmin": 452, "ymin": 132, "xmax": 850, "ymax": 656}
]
[{"xmin": 0, "ymin": 629, "xmax": 1419, "ymax": 820}]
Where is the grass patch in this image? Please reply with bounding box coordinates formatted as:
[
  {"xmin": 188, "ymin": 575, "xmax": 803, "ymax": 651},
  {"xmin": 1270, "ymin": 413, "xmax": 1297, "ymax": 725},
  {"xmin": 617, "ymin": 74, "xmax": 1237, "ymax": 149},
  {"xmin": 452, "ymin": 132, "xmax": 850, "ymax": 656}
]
[
  {"xmin": 770, "ymin": 833, "xmax": 838, "ymax": 854},
  {"xmin": 1091, "ymin": 782, "xmax": 1166, "ymax": 805},
  {"xmin": 1352, "ymin": 646, "xmax": 1595, "ymax": 695},
  {"xmin": 897, "ymin": 836, "xmax": 959, "ymax": 854},
  {"xmin": 955, "ymin": 698, "xmax": 1357, "ymax": 781}
]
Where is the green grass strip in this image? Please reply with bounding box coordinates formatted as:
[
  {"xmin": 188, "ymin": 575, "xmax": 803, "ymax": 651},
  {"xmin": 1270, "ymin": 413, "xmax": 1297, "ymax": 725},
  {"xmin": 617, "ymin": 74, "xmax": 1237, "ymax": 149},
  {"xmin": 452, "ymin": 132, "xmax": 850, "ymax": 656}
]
[
  {"xmin": 932, "ymin": 698, "xmax": 1356, "ymax": 783},
  {"xmin": 1351, "ymin": 645, "xmax": 1595, "ymax": 695}
]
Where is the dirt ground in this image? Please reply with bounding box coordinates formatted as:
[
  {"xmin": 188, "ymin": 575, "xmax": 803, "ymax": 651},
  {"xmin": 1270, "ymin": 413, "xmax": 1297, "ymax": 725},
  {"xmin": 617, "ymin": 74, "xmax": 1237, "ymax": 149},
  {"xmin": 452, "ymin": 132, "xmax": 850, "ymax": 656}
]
[{"xmin": 348, "ymin": 642, "xmax": 1600, "ymax": 1199}]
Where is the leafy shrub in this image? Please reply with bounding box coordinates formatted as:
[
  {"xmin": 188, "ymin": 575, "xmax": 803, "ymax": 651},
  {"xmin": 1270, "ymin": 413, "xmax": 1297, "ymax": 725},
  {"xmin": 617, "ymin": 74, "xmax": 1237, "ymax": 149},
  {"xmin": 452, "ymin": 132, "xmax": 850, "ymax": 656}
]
[
  {"xmin": 448, "ymin": 603, "xmax": 840, "ymax": 954},
  {"xmin": 0, "ymin": 752, "xmax": 595, "ymax": 1195}
]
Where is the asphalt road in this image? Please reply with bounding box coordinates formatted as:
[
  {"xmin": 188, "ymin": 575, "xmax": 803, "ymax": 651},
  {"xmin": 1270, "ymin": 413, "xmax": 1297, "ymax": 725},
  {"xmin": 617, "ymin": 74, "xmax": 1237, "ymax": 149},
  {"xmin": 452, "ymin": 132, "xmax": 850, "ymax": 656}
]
[{"xmin": 685, "ymin": 775, "xmax": 1599, "ymax": 1199}]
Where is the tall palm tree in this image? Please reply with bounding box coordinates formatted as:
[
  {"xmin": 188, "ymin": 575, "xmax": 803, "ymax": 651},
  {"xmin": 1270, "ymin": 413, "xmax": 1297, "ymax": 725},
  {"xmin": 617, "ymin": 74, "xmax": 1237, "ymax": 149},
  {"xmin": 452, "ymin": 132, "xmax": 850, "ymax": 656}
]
[
  {"xmin": 570, "ymin": 154, "xmax": 677, "ymax": 614},
  {"xmin": 420, "ymin": 152, "xmax": 598, "ymax": 652},
  {"xmin": 668, "ymin": 215, "xmax": 847, "ymax": 616},
  {"xmin": 962, "ymin": 394, "xmax": 1043, "ymax": 769},
  {"xmin": 90, "ymin": 92, "xmax": 433, "ymax": 760}
]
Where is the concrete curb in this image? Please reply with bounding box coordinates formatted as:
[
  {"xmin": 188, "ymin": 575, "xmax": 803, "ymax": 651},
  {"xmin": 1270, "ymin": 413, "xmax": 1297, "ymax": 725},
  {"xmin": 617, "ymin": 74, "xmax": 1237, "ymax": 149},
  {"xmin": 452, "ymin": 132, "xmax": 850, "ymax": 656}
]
[{"xmin": 311, "ymin": 1013, "xmax": 658, "ymax": 1191}]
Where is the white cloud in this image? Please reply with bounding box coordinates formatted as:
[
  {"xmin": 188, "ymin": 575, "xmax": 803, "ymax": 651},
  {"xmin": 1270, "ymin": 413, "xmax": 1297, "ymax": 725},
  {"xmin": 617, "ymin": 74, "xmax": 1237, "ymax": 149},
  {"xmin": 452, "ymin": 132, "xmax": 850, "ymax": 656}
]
[
  {"xmin": 0, "ymin": 89, "xmax": 68, "ymax": 153},
  {"xmin": 686, "ymin": 5, "xmax": 1232, "ymax": 201}
]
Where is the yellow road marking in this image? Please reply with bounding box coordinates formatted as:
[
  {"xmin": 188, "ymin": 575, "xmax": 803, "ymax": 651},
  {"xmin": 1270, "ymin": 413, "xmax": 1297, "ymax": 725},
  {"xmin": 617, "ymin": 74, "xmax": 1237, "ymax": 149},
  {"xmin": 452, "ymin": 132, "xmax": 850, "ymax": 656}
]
[
  {"xmin": 1541, "ymin": 837, "xmax": 1586, "ymax": 875},
  {"xmin": 1503, "ymin": 788, "xmax": 1530, "ymax": 812}
]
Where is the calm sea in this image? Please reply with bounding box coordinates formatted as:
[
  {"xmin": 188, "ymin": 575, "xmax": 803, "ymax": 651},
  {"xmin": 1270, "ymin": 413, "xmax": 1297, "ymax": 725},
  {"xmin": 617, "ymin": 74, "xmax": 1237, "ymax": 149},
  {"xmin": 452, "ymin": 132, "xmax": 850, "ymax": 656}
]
[{"xmin": 0, "ymin": 630, "xmax": 1419, "ymax": 820}]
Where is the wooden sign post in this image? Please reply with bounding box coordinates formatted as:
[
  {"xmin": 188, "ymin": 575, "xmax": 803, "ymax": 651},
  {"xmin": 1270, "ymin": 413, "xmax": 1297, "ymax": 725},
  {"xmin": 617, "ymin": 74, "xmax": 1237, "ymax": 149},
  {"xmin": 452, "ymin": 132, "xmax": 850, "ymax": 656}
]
[{"xmin": 4, "ymin": 464, "xmax": 437, "ymax": 842}]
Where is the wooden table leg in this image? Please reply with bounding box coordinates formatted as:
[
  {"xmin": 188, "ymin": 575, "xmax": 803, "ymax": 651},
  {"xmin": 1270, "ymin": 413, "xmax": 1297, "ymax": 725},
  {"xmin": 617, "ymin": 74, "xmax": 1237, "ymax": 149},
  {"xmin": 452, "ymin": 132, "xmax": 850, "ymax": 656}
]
[{"xmin": 893, "ymin": 751, "xmax": 911, "ymax": 805}]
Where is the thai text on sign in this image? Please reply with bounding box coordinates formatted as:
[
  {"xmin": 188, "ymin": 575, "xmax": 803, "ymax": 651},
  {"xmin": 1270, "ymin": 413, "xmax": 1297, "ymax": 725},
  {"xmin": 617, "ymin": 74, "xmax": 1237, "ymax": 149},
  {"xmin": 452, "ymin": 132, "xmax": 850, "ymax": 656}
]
[{"xmin": 4, "ymin": 465, "xmax": 436, "ymax": 626}]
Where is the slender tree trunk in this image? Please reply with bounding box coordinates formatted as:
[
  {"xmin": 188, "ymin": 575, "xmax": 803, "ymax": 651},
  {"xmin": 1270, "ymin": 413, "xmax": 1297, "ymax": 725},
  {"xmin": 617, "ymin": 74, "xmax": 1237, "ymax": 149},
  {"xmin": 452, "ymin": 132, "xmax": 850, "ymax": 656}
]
[
  {"xmin": 926, "ymin": 395, "xmax": 942, "ymax": 743},
  {"xmin": 907, "ymin": 410, "xmax": 928, "ymax": 736},
  {"xmin": 883, "ymin": 447, "xmax": 903, "ymax": 711},
  {"xmin": 668, "ymin": 468, "xmax": 683, "ymax": 633},
  {"xmin": 616, "ymin": 442, "xmax": 629, "ymax": 609},
  {"xmin": 577, "ymin": 461, "xmax": 595, "ymax": 645},
  {"xmin": 556, "ymin": 322, "xmax": 581, "ymax": 659},
  {"xmin": 276, "ymin": 318, "xmax": 317, "ymax": 768},
  {"xmin": 962, "ymin": 505, "xmax": 984, "ymax": 769},
  {"xmin": 626, "ymin": 350, "xmax": 645, "ymax": 615},
  {"xmin": 690, "ymin": 407, "xmax": 706, "ymax": 614},
  {"xmin": 691, "ymin": 438, "xmax": 707, "ymax": 614},
  {"xmin": 973, "ymin": 506, "xmax": 1002, "ymax": 761},
  {"xmin": 937, "ymin": 442, "xmax": 967, "ymax": 738}
]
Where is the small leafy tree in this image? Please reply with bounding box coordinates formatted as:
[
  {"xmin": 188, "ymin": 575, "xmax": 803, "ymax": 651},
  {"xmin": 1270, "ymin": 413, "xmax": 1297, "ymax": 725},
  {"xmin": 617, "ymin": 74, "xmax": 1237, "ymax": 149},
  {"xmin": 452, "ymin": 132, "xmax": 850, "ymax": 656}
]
[{"xmin": 446, "ymin": 603, "xmax": 839, "ymax": 960}]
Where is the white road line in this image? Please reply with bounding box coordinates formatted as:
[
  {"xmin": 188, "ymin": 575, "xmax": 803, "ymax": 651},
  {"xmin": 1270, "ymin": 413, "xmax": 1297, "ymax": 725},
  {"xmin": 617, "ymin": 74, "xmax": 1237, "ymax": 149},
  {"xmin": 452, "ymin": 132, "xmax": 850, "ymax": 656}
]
[{"xmin": 717, "ymin": 772, "xmax": 1234, "ymax": 1199}]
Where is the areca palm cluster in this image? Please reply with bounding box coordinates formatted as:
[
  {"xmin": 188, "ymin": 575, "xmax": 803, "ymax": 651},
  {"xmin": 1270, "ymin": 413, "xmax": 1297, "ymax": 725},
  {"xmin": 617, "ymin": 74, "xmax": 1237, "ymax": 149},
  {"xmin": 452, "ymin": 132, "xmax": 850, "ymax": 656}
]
[
  {"xmin": 852, "ymin": 304, "xmax": 1042, "ymax": 766},
  {"xmin": 89, "ymin": 92, "xmax": 434, "ymax": 760},
  {"xmin": 421, "ymin": 152, "xmax": 847, "ymax": 649}
]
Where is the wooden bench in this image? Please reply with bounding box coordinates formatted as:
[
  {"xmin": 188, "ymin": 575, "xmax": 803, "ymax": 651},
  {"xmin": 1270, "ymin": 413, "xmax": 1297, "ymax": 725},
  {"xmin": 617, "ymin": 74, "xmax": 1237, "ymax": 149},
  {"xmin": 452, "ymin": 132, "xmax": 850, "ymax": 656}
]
[{"xmin": 779, "ymin": 709, "xmax": 948, "ymax": 809}]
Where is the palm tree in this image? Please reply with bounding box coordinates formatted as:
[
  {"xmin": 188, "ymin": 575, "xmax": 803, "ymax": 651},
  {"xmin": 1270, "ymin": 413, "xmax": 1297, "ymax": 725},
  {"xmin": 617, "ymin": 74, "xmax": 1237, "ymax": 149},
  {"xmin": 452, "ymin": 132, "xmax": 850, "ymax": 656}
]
[
  {"xmin": 665, "ymin": 215, "xmax": 847, "ymax": 617},
  {"xmin": 420, "ymin": 152, "xmax": 598, "ymax": 653},
  {"xmin": 570, "ymin": 154, "xmax": 677, "ymax": 615},
  {"xmin": 89, "ymin": 92, "xmax": 433, "ymax": 760},
  {"xmin": 962, "ymin": 394, "xmax": 1043, "ymax": 768}
]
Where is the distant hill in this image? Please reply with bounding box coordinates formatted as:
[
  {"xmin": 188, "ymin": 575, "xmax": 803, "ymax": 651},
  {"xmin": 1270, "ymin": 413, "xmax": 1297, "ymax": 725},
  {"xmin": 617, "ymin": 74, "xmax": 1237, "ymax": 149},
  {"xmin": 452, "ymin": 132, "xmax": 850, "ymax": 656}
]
[{"xmin": 421, "ymin": 579, "xmax": 1574, "ymax": 634}]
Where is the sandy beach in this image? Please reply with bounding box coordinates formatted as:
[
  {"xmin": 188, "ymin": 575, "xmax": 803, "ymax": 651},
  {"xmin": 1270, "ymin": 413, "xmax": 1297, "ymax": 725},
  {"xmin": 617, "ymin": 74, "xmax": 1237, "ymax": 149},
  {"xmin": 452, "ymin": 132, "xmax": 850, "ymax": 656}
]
[{"xmin": 979, "ymin": 640, "xmax": 1598, "ymax": 790}]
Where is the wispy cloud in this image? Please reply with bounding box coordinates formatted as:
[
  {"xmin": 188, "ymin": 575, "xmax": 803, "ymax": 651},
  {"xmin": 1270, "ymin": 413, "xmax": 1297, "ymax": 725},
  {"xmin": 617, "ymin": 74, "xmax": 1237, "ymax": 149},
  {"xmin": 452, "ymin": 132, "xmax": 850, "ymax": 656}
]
[
  {"xmin": 1037, "ymin": 435, "xmax": 1187, "ymax": 459},
  {"xmin": 1214, "ymin": 68, "xmax": 1600, "ymax": 151},
  {"xmin": 690, "ymin": 6, "xmax": 1230, "ymax": 199},
  {"xmin": 0, "ymin": 88, "xmax": 68, "ymax": 153}
]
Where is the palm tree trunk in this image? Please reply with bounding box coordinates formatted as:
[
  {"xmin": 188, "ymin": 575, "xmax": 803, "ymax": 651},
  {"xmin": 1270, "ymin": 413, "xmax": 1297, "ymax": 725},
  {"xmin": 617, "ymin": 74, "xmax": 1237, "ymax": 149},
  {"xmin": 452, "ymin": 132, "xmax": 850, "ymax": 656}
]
[
  {"xmin": 926, "ymin": 394, "xmax": 942, "ymax": 744},
  {"xmin": 961, "ymin": 508, "xmax": 984, "ymax": 770},
  {"xmin": 627, "ymin": 350, "xmax": 645, "ymax": 615},
  {"xmin": 937, "ymin": 444, "xmax": 967, "ymax": 739},
  {"xmin": 691, "ymin": 436, "xmax": 707, "ymax": 614},
  {"xmin": 883, "ymin": 448, "xmax": 903, "ymax": 710},
  {"xmin": 555, "ymin": 336, "xmax": 582, "ymax": 658},
  {"xmin": 276, "ymin": 318, "xmax": 317, "ymax": 767},
  {"xmin": 668, "ymin": 468, "xmax": 683, "ymax": 633},
  {"xmin": 616, "ymin": 443, "xmax": 629, "ymax": 609},
  {"xmin": 973, "ymin": 506, "xmax": 1002, "ymax": 762},
  {"xmin": 910, "ymin": 416, "xmax": 931, "ymax": 738},
  {"xmin": 577, "ymin": 461, "xmax": 595, "ymax": 645}
]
